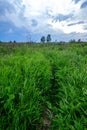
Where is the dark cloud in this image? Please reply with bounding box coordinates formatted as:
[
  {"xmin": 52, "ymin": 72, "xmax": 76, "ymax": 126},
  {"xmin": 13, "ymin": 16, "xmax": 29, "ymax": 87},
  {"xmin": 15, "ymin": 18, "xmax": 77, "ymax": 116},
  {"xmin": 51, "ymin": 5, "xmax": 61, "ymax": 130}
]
[
  {"xmin": 31, "ymin": 19, "xmax": 38, "ymax": 27},
  {"xmin": 73, "ymin": 0, "xmax": 80, "ymax": 3},
  {"xmin": 53, "ymin": 14, "xmax": 73, "ymax": 22},
  {"xmin": 67, "ymin": 21, "xmax": 84, "ymax": 26},
  {"xmin": 45, "ymin": 8, "xmax": 53, "ymax": 17},
  {"xmin": 83, "ymin": 27, "xmax": 87, "ymax": 30},
  {"xmin": 80, "ymin": 1, "xmax": 87, "ymax": 8}
]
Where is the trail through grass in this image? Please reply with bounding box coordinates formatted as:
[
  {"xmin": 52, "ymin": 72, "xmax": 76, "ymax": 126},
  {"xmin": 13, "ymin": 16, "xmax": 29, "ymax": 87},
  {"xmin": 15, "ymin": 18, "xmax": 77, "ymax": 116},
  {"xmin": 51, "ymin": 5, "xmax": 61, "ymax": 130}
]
[{"xmin": 0, "ymin": 43, "xmax": 87, "ymax": 130}]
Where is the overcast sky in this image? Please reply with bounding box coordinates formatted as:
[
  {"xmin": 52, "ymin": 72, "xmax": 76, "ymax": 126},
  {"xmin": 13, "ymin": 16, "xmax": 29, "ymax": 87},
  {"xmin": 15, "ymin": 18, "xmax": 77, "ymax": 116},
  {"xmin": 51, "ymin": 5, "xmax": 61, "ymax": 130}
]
[{"xmin": 0, "ymin": 0, "xmax": 87, "ymax": 42}]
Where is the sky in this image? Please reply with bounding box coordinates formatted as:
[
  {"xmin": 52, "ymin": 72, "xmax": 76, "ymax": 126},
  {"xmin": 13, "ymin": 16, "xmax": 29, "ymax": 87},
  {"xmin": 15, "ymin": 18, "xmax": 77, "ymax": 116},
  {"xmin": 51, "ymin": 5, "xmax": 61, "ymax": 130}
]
[{"xmin": 0, "ymin": 0, "xmax": 87, "ymax": 42}]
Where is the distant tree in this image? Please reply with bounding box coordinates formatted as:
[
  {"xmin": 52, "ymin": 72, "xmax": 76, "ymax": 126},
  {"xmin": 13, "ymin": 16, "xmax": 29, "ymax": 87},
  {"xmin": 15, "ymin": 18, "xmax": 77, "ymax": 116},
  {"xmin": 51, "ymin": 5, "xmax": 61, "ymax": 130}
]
[
  {"xmin": 13, "ymin": 40, "xmax": 16, "ymax": 43},
  {"xmin": 78, "ymin": 39, "xmax": 81, "ymax": 43},
  {"xmin": 46, "ymin": 34, "xmax": 51, "ymax": 42},
  {"xmin": 55, "ymin": 40, "xmax": 57, "ymax": 43},
  {"xmin": 69, "ymin": 39, "xmax": 76, "ymax": 43},
  {"xmin": 40, "ymin": 36, "xmax": 45, "ymax": 43},
  {"xmin": 9, "ymin": 41, "xmax": 12, "ymax": 43}
]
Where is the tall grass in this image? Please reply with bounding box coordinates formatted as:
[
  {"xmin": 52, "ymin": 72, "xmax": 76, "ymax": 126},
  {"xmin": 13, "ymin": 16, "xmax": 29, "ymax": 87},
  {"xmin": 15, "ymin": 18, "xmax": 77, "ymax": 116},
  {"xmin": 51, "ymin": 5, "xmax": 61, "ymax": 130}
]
[{"xmin": 0, "ymin": 43, "xmax": 87, "ymax": 130}]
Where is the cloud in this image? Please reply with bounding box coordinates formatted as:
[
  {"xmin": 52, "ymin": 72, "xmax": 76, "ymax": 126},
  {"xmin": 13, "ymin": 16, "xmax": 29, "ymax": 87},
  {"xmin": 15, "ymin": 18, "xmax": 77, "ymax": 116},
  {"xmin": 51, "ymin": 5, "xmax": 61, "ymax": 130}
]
[
  {"xmin": 73, "ymin": 0, "xmax": 80, "ymax": 3},
  {"xmin": 80, "ymin": 1, "xmax": 87, "ymax": 8},
  {"xmin": 67, "ymin": 21, "xmax": 84, "ymax": 26},
  {"xmin": 0, "ymin": 0, "xmax": 15, "ymax": 15},
  {"xmin": 0, "ymin": 0, "xmax": 87, "ymax": 41},
  {"xmin": 31, "ymin": 19, "xmax": 38, "ymax": 27},
  {"xmin": 52, "ymin": 14, "xmax": 73, "ymax": 22}
]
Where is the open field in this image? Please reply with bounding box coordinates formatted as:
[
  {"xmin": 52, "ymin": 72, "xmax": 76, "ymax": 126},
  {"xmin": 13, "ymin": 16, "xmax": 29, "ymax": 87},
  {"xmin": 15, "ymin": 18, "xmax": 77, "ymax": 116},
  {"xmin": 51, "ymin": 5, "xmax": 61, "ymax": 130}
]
[{"xmin": 0, "ymin": 42, "xmax": 87, "ymax": 130}]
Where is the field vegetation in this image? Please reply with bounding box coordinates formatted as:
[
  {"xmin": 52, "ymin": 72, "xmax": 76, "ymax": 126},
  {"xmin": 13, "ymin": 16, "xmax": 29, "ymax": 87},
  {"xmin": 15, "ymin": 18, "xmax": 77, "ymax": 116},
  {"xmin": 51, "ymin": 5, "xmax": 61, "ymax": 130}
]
[{"xmin": 0, "ymin": 42, "xmax": 87, "ymax": 130}]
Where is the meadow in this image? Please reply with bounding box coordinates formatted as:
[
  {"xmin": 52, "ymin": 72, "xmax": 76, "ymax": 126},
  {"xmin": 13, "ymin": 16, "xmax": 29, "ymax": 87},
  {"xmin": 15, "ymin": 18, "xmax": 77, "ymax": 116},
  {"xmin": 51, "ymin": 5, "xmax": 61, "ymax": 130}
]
[{"xmin": 0, "ymin": 42, "xmax": 87, "ymax": 130}]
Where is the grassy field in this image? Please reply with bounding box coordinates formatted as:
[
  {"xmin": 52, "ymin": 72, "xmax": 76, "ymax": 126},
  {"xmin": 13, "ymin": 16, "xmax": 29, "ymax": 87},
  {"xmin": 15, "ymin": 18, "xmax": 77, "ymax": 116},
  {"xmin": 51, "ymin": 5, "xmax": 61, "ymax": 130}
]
[{"xmin": 0, "ymin": 42, "xmax": 87, "ymax": 130}]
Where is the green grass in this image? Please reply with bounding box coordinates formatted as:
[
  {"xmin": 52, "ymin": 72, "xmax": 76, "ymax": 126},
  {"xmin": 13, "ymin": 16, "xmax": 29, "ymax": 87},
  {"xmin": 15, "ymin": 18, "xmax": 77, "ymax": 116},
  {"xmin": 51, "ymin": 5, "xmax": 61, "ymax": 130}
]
[{"xmin": 0, "ymin": 42, "xmax": 87, "ymax": 130}]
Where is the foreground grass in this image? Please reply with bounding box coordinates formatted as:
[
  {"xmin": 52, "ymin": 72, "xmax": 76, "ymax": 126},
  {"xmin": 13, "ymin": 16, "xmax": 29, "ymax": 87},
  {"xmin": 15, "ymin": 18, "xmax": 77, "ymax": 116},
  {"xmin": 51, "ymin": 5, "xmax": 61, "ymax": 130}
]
[{"xmin": 0, "ymin": 42, "xmax": 87, "ymax": 130}]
